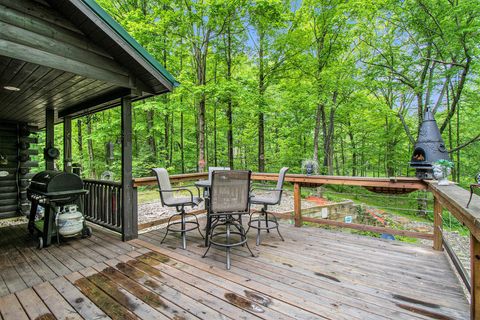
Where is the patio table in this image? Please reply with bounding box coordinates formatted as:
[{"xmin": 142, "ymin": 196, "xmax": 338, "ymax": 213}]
[{"xmin": 195, "ymin": 179, "xmax": 211, "ymax": 246}]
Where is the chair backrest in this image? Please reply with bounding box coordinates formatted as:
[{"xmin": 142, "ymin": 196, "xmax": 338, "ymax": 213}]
[
  {"xmin": 152, "ymin": 168, "xmax": 173, "ymax": 205},
  {"xmin": 276, "ymin": 167, "xmax": 289, "ymax": 190},
  {"xmin": 208, "ymin": 167, "xmax": 230, "ymax": 183},
  {"xmin": 210, "ymin": 170, "xmax": 251, "ymax": 214},
  {"xmin": 272, "ymin": 167, "xmax": 289, "ymax": 204}
]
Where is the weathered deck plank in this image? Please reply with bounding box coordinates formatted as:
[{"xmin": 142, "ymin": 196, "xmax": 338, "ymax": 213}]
[
  {"xmin": 15, "ymin": 287, "xmax": 53, "ymax": 320},
  {"xmin": 0, "ymin": 221, "xmax": 471, "ymax": 319},
  {"xmin": 141, "ymin": 220, "xmax": 469, "ymax": 319},
  {"xmin": 50, "ymin": 276, "xmax": 110, "ymax": 320},
  {"xmin": 0, "ymin": 223, "xmax": 136, "ymax": 297},
  {"xmin": 0, "ymin": 293, "xmax": 28, "ymax": 320}
]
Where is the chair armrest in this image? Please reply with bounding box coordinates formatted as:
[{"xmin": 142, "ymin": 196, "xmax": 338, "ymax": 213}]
[
  {"xmin": 170, "ymin": 185, "xmax": 201, "ymax": 198},
  {"xmin": 160, "ymin": 188, "xmax": 195, "ymax": 203}
]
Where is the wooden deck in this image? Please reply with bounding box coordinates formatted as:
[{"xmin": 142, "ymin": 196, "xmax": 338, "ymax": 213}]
[{"xmin": 0, "ymin": 220, "xmax": 470, "ymax": 319}]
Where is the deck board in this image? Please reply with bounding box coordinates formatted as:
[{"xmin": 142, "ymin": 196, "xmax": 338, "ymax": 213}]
[{"xmin": 0, "ymin": 221, "xmax": 470, "ymax": 319}]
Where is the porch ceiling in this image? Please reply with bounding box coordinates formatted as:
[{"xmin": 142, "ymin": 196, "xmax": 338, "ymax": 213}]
[
  {"xmin": 0, "ymin": 0, "xmax": 176, "ymax": 127},
  {"xmin": 0, "ymin": 56, "xmax": 130, "ymax": 126}
]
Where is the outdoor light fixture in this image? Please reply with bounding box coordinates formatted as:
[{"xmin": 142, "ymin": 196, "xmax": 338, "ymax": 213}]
[{"xmin": 3, "ymin": 86, "xmax": 20, "ymax": 91}]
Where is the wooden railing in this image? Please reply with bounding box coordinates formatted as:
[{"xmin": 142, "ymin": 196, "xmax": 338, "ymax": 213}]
[
  {"xmin": 427, "ymin": 181, "xmax": 480, "ymax": 319},
  {"xmin": 83, "ymin": 179, "xmax": 123, "ymax": 233},
  {"xmin": 133, "ymin": 172, "xmax": 480, "ymax": 318},
  {"xmin": 134, "ymin": 173, "xmax": 430, "ymax": 238}
]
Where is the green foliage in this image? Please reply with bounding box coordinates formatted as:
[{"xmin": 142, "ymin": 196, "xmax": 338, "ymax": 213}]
[{"xmin": 36, "ymin": 0, "xmax": 480, "ymax": 187}]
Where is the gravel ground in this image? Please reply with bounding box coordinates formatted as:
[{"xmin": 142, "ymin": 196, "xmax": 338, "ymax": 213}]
[
  {"xmin": 137, "ymin": 190, "xmax": 318, "ymax": 225},
  {"xmin": 0, "ymin": 216, "xmax": 28, "ymax": 227}
]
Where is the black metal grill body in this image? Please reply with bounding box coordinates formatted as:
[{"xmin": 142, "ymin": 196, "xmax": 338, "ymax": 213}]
[
  {"xmin": 27, "ymin": 170, "xmax": 88, "ymax": 248},
  {"xmin": 410, "ymin": 110, "xmax": 450, "ymax": 179}
]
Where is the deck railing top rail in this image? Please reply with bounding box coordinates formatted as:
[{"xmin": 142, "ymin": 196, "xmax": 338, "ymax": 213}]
[
  {"xmin": 133, "ymin": 172, "xmax": 427, "ymax": 190},
  {"xmin": 428, "ymin": 181, "xmax": 480, "ymax": 241}
]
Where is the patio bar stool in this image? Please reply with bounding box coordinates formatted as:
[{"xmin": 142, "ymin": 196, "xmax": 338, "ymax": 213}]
[
  {"xmin": 152, "ymin": 168, "xmax": 204, "ymax": 249},
  {"xmin": 203, "ymin": 170, "xmax": 255, "ymax": 269},
  {"xmin": 248, "ymin": 167, "xmax": 289, "ymax": 245}
]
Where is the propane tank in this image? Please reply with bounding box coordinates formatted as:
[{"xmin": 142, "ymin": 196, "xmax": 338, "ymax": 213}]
[{"xmin": 57, "ymin": 205, "xmax": 84, "ymax": 237}]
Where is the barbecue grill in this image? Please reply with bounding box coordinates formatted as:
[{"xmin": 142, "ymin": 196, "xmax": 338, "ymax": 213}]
[{"xmin": 27, "ymin": 170, "xmax": 89, "ymax": 249}]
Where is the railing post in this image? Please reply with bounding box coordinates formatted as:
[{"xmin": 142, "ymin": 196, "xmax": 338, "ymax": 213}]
[
  {"xmin": 121, "ymin": 95, "xmax": 137, "ymax": 241},
  {"xmin": 294, "ymin": 182, "xmax": 302, "ymax": 227},
  {"xmin": 433, "ymin": 197, "xmax": 443, "ymax": 251},
  {"xmin": 471, "ymin": 234, "xmax": 480, "ymax": 319}
]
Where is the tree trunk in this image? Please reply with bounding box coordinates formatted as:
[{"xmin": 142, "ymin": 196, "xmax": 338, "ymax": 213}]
[
  {"xmin": 320, "ymin": 103, "xmax": 328, "ymax": 174},
  {"xmin": 456, "ymin": 100, "xmax": 460, "ymax": 182},
  {"xmin": 86, "ymin": 115, "xmax": 96, "ymax": 178},
  {"xmin": 347, "ymin": 120, "xmax": 357, "ymax": 176},
  {"xmin": 385, "ymin": 115, "xmax": 397, "ymax": 177},
  {"xmin": 77, "ymin": 119, "xmax": 83, "ymax": 162},
  {"xmin": 321, "ymin": 96, "xmax": 336, "ymax": 175},
  {"xmin": 258, "ymin": 29, "xmax": 265, "ymax": 172},
  {"xmin": 180, "ymin": 112, "xmax": 185, "ymax": 173},
  {"xmin": 313, "ymin": 103, "xmax": 322, "ymax": 164},
  {"xmin": 226, "ymin": 25, "xmax": 234, "ymax": 169},
  {"xmin": 164, "ymin": 107, "xmax": 169, "ymax": 163},
  {"xmin": 213, "ymin": 57, "xmax": 218, "ymax": 167},
  {"xmin": 195, "ymin": 46, "xmax": 207, "ymax": 172},
  {"xmin": 325, "ymin": 105, "xmax": 335, "ymax": 175},
  {"xmin": 132, "ymin": 109, "xmax": 138, "ymax": 157},
  {"xmin": 213, "ymin": 102, "xmax": 218, "ymax": 166},
  {"xmin": 169, "ymin": 111, "xmax": 174, "ymax": 167},
  {"xmin": 198, "ymin": 97, "xmax": 206, "ymax": 172},
  {"xmin": 340, "ymin": 133, "xmax": 346, "ymax": 176},
  {"xmin": 145, "ymin": 107, "xmax": 157, "ymax": 160}
]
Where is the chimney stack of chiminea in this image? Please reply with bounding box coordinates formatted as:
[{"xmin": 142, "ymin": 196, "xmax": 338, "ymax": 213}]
[{"xmin": 410, "ymin": 108, "xmax": 450, "ymax": 179}]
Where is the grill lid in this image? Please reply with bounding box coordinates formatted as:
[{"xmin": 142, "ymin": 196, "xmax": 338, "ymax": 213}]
[{"xmin": 29, "ymin": 170, "xmax": 84, "ymax": 194}]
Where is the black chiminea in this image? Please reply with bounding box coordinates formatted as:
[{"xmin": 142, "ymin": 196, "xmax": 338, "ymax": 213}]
[{"xmin": 410, "ymin": 108, "xmax": 450, "ymax": 179}]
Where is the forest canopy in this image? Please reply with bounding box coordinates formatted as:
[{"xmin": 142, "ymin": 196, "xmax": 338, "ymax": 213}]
[{"xmin": 45, "ymin": 0, "xmax": 480, "ymax": 185}]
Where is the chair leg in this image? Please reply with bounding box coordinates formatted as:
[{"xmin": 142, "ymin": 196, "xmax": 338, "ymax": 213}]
[
  {"xmin": 205, "ymin": 214, "xmax": 211, "ymax": 247},
  {"xmin": 238, "ymin": 223, "xmax": 255, "ymax": 258},
  {"xmin": 271, "ymin": 213, "xmax": 285, "ymax": 241},
  {"xmin": 181, "ymin": 212, "xmax": 186, "ymax": 250},
  {"xmin": 246, "ymin": 213, "xmax": 253, "ymax": 234},
  {"xmin": 191, "ymin": 212, "xmax": 205, "ymax": 239},
  {"xmin": 160, "ymin": 214, "xmax": 176, "ymax": 244},
  {"xmin": 256, "ymin": 213, "xmax": 261, "ymax": 246},
  {"xmin": 202, "ymin": 242, "xmax": 211, "ymax": 258},
  {"xmin": 226, "ymin": 223, "xmax": 231, "ymax": 270},
  {"xmin": 265, "ymin": 208, "xmax": 270, "ymax": 233}
]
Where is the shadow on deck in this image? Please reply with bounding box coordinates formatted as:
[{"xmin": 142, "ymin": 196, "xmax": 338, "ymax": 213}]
[{"xmin": 0, "ymin": 220, "xmax": 470, "ymax": 319}]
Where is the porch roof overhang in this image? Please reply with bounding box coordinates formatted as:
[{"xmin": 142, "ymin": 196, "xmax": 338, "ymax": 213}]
[{"xmin": 0, "ymin": 0, "xmax": 177, "ymax": 127}]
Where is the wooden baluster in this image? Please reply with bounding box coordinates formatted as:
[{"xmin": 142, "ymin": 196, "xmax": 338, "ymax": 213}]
[
  {"xmin": 294, "ymin": 182, "xmax": 302, "ymax": 227},
  {"xmin": 433, "ymin": 197, "xmax": 443, "ymax": 251},
  {"xmin": 101, "ymin": 184, "xmax": 106, "ymax": 224},
  {"xmin": 471, "ymin": 234, "xmax": 480, "ymax": 319},
  {"xmin": 107, "ymin": 185, "xmax": 112, "ymax": 225}
]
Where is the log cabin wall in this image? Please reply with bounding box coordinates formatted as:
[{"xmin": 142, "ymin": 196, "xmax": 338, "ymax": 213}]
[{"xmin": 0, "ymin": 121, "xmax": 38, "ymax": 219}]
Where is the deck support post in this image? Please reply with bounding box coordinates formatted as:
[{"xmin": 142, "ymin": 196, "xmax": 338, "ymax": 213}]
[
  {"xmin": 294, "ymin": 183, "xmax": 302, "ymax": 227},
  {"xmin": 63, "ymin": 116, "xmax": 72, "ymax": 173},
  {"xmin": 472, "ymin": 234, "xmax": 480, "ymax": 319},
  {"xmin": 433, "ymin": 197, "xmax": 443, "ymax": 251},
  {"xmin": 121, "ymin": 95, "xmax": 138, "ymax": 241},
  {"xmin": 45, "ymin": 108, "xmax": 55, "ymax": 171}
]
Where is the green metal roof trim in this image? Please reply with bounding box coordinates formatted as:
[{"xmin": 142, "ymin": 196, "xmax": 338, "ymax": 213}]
[{"xmin": 82, "ymin": 0, "xmax": 179, "ymax": 88}]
